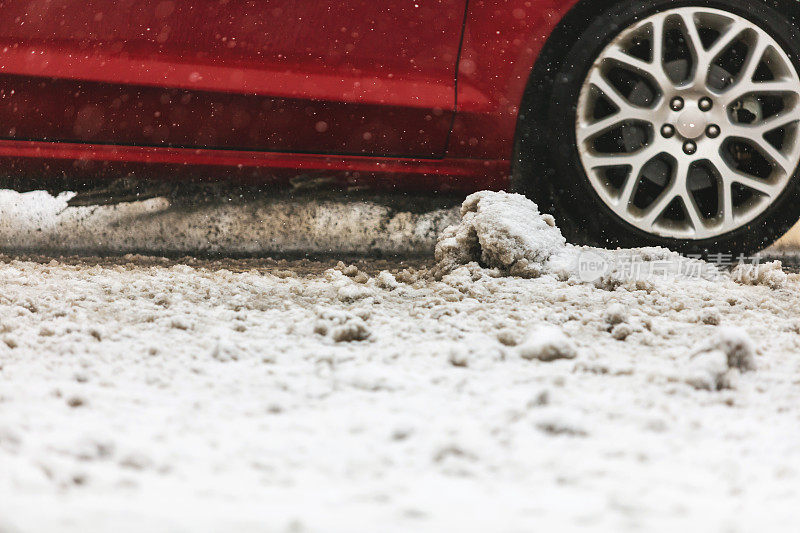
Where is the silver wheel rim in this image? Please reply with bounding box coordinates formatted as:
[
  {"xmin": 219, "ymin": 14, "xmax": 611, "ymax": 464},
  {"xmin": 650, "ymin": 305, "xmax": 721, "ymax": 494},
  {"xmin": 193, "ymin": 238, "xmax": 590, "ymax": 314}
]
[{"xmin": 576, "ymin": 7, "xmax": 800, "ymax": 240}]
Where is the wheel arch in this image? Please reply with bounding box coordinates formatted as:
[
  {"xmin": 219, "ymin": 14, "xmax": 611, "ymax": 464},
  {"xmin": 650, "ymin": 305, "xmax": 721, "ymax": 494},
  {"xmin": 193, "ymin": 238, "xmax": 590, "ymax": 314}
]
[{"xmin": 511, "ymin": 0, "xmax": 628, "ymax": 208}]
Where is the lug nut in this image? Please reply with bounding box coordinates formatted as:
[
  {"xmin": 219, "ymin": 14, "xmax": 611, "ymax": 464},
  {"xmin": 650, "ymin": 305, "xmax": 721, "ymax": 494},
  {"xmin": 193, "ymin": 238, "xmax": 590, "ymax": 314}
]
[
  {"xmin": 670, "ymin": 97, "xmax": 685, "ymax": 111},
  {"xmin": 661, "ymin": 124, "xmax": 676, "ymax": 138},
  {"xmin": 699, "ymin": 97, "xmax": 713, "ymax": 111},
  {"xmin": 683, "ymin": 141, "xmax": 697, "ymax": 155},
  {"xmin": 706, "ymin": 124, "xmax": 721, "ymax": 138}
]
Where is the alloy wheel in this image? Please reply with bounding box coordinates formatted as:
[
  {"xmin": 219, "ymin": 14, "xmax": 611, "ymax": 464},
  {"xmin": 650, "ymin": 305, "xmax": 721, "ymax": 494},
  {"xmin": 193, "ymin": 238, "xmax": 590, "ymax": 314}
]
[{"xmin": 576, "ymin": 7, "xmax": 800, "ymax": 239}]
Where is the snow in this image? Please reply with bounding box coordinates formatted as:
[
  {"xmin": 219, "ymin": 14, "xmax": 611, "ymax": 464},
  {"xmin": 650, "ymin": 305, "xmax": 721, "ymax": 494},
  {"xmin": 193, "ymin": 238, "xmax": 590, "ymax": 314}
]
[
  {"xmin": 708, "ymin": 326, "xmax": 758, "ymax": 372},
  {"xmin": 731, "ymin": 260, "xmax": 789, "ymax": 289},
  {"xmin": 2, "ymin": 190, "xmax": 800, "ymax": 531},
  {"xmin": 517, "ymin": 325, "xmax": 578, "ymax": 361},
  {"xmin": 433, "ymin": 190, "xmax": 720, "ymax": 289},
  {"xmin": 434, "ymin": 191, "xmax": 565, "ymax": 278},
  {"xmin": 684, "ymin": 350, "xmax": 731, "ymax": 391},
  {"xmin": 686, "ymin": 327, "xmax": 757, "ymax": 391},
  {"xmin": 0, "ymin": 189, "xmax": 458, "ymax": 256}
]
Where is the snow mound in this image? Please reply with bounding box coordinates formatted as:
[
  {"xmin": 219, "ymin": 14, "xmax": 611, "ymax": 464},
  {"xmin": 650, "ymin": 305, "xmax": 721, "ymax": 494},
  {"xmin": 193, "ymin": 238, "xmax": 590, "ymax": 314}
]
[
  {"xmin": 731, "ymin": 260, "xmax": 788, "ymax": 289},
  {"xmin": 517, "ymin": 325, "xmax": 577, "ymax": 362},
  {"xmin": 314, "ymin": 308, "xmax": 372, "ymax": 342},
  {"xmin": 434, "ymin": 191, "xmax": 565, "ymax": 278},
  {"xmin": 710, "ymin": 326, "xmax": 757, "ymax": 371},
  {"xmin": 604, "ymin": 303, "xmax": 629, "ymax": 326},
  {"xmin": 685, "ymin": 350, "xmax": 731, "ymax": 391},
  {"xmin": 686, "ymin": 327, "xmax": 756, "ymax": 390},
  {"xmin": 434, "ymin": 191, "xmax": 719, "ymax": 286},
  {"xmin": 0, "ymin": 189, "xmax": 458, "ymax": 256}
]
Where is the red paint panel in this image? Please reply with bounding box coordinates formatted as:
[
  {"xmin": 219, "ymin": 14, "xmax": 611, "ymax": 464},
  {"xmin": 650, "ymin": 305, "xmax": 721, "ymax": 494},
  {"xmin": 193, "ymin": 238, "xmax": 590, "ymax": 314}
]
[
  {"xmin": 449, "ymin": 0, "xmax": 579, "ymax": 159},
  {"xmin": 0, "ymin": 1, "xmax": 584, "ymax": 191},
  {"xmin": 0, "ymin": 0, "xmax": 467, "ymax": 156},
  {"xmin": 0, "ymin": 75, "xmax": 454, "ymax": 155}
]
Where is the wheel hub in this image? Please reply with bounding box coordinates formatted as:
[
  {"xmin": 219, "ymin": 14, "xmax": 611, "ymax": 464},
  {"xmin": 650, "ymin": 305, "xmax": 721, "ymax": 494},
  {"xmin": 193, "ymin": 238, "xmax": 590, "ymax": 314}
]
[{"xmin": 675, "ymin": 105, "xmax": 708, "ymax": 140}]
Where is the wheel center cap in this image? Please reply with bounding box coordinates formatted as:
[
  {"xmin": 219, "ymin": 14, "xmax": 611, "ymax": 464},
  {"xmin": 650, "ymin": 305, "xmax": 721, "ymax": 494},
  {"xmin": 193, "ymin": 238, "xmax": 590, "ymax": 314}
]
[{"xmin": 675, "ymin": 107, "xmax": 708, "ymax": 139}]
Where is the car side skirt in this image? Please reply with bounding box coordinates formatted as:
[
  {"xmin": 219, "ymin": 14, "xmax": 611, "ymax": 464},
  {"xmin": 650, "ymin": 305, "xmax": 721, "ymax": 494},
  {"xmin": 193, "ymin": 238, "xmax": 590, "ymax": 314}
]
[{"xmin": 0, "ymin": 139, "xmax": 510, "ymax": 194}]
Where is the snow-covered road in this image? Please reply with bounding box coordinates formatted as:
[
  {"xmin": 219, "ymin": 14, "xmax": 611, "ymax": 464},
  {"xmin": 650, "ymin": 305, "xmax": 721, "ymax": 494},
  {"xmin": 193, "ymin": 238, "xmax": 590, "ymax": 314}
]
[{"xmin": 1, "ymin": 191, "xmax": 800, "ymax": 532}]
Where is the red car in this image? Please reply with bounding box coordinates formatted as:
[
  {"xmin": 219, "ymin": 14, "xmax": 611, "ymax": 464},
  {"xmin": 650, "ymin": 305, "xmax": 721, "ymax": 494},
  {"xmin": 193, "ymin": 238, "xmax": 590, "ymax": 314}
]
[{"xmin": 1, "ymin": 0, "xmax": 799, "ymax": 254}]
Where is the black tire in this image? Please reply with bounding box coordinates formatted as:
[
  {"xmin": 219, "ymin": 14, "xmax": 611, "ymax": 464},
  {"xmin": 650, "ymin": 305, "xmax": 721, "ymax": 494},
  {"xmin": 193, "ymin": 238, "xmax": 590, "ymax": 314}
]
[{"xmin": 514, "ymin": 0, "xmax": 800, "ymax": 255}]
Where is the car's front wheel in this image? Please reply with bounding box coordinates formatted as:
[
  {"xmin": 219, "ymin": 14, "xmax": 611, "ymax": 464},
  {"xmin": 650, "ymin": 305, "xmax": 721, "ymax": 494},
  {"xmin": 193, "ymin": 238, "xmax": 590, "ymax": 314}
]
[{"xmin": 518, "ymin": 0, "xmax": 800, "ymax": 255}]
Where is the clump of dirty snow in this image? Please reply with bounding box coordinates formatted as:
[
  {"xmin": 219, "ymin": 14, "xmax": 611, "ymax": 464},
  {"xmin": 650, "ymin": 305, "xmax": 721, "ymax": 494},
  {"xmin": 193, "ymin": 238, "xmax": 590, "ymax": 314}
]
[
  {"xmin": 731, "ymin": 260, "xmax": 788, "ymax": 289},
  {"xmin": 709, "ymin": 326, "xmax": 757, "ymax": 371},
  {"xmin": 434, "ymin": 191, "xmax": 565, "ymax": 278},
  {"xmin": 685, "ymin": 326, "xmax": 757, "ymax": 390},
  {"xmin": 434, "ymin": 191, "xmax": 720, "ymax": 286},
  {"xmin": 314, "ymin": 308, "xmax": 372, "ymax": 342},
  {"xmin": 603, "ymin": 303, "xmax": 629, "ymax": 326},
  {"xmin": 685, "ymin": 350, "xmax": 731, "ymax": 391},
  {"xmin": 375, "ymin": 271, "xmax": 400, "ymax": 290},
  {"xmin": 517, "ymin": 325, "xmax": 577, "ymax": 362}
]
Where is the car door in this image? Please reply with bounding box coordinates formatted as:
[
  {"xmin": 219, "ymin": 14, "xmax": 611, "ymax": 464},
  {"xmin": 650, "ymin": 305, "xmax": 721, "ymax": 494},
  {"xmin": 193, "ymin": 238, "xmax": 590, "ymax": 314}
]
[{"xmin": 0, "ymin": 0, "xmax": 467, "ymax": 158}]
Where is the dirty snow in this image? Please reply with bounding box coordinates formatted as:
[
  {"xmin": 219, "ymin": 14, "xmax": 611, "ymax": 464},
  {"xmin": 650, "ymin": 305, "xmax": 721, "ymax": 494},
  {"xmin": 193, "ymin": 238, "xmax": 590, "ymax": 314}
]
[
  {"xmin": 2, "ymin": 191, "xmax": 800, "ymax": 532},
  {"xmin": 0, "ymin": 189, "xmax": 458, "ymax": 256},
  {"xmin": 731, "ymin": 260, "xmax": 789, "ymax": 289},
  {"xmin": 434, "ymin": 191, "xmax": 721, "ymax": 290},
  {"xmin": 434, "ymin": 191, "xmax": 565, "ymax": 278}
]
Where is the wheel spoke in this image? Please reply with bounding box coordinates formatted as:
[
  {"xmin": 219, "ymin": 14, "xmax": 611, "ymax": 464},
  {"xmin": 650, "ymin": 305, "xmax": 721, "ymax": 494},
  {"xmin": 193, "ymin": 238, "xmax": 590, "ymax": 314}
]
[
  {"xmin": 678, "ymin": 12, "xmax": 707, "ymax": 86},
  {"xmin": 616, "ymin": 171, "xmax": 639, "ymax": 208},
  {"xmin": 760, "ymin": 110, "xmax": 800, "ymax": 133},
  {"xmin": 748, "ymin": 136, "xmax": 793, "ymax": 174},
  {"xmin": 732, "ymin": 173, "xmax": 781, "ymax": 197},
  {"xmin": 639, "ymin": 158, "xmax": 688, "ymax": 227},
  {"xmin": 651, "ymin": 17, "xmax": 665, "ymax": 70},
  {"xmin": 577, "ymin": 114, "xmax": 626, "ymax": 143},
  {"xmin": 577, "ymin": 110, "xmax": 653, "ymax": 143},
  {"xmin": 682, "ymin": 192, "xmax": 705, "ymax": 231},
  {"xmin": 690, "ymin": 20, "xmax": 747, "ymax": 89},
  {"xmin": 731, "ymin": 109, "xmax": 800, "ymax": 136},
  {"xmin": 604, "ymin": 45, "xmax": 653, "ymax": 74},
  {"xmin": 603, "ymin": 41, "xmax": 671, "ymax": 89},
  {"xmin": 678, "ymin": 12, "xmax": 704, "ymax": 58},
  {"xmin": 586, "ymin": 69, "xmax": 644, "ymax": 117},
  {"xmin": 724, "ymin": 79, "xmax": 800, "ymax": 106},
  {"xmin": 582, "ymin": 145, "xmax": 658, "ymax": 170},
  {"xmin": 613, "ymin": 152, "xmax": 656, "ymax": 208},
  {"xmin": 707, "ymin": 155, "xmax": 735, "ymax": 226},
  {"xmin": 744, "ymin": 36, "xmax": 769, "ymax": 82},
  {"xmin": 709, "ymin": 153, "xmax": 780, "ymax": 198},
  {"xmin": 706, "ymin": 21, "xmax": 745, "ymax": 60},
  {"xmin": 720, "ymin": 181, "xmax": 735, "ymax": 226},
  {"xmin": 640, "ymin": 185, "xmax": 678, "ymax": 227}
]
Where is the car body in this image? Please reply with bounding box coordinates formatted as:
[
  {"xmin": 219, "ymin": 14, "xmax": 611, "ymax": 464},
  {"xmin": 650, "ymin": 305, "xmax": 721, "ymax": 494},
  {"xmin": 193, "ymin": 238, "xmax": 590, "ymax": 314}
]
[
  {"xmin": 0, "ymin": 0, "xmax": 579, "ymax": 193},
  {"xmin": 5, "ymin": 0, "xmax": 800, "ymax": 254}
]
